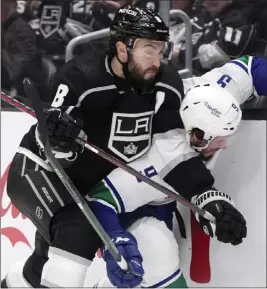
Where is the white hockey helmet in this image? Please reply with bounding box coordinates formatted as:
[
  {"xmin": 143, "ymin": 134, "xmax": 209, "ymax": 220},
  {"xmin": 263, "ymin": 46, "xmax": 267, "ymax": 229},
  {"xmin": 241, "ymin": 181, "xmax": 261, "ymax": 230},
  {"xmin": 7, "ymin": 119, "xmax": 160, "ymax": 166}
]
[{"xmin": 180, "ymin": 83, "xmax": 242, "ymax": 151}]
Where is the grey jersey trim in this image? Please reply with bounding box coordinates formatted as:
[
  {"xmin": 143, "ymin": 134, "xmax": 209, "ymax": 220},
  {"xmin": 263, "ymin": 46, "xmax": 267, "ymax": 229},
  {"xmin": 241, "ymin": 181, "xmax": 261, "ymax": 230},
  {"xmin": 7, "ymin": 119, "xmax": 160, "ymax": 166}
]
[
  {"xmin": 155, "ymin": 82, "xmax": 182, "ymax": 103},
  {"xmin": 17, "ymin": 147, "xmax": 53, "ymax": 172},
  {"xmin": 24, "ymin": 174, "xmax": 53, "ymax": 217},
  {"xmin": 76, "ymin": 85, "xmax": 117, "ymax": 108},
  {"xmin": 21, "ymin": 155, "xmax": 27, "ymax": 177},
  {"xmin": 40, "ymin": 170, "xmax": 65, "ymax": 207}
]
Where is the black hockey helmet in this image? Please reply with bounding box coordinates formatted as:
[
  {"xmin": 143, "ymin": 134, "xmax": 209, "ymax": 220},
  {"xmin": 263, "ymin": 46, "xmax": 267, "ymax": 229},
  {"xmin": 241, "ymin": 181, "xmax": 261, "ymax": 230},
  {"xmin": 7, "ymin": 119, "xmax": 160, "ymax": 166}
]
[{"xmin": 109, "ymin": 5, "xmax": 173, "ymax": 60}]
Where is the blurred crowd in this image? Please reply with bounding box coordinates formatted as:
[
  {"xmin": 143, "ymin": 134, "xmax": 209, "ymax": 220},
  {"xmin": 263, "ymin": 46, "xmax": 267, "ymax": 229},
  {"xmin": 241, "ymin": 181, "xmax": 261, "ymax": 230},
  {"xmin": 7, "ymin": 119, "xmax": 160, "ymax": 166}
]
[{"xmin": 1, "ymin": 0, "xmax": 267, "ymax": 106}]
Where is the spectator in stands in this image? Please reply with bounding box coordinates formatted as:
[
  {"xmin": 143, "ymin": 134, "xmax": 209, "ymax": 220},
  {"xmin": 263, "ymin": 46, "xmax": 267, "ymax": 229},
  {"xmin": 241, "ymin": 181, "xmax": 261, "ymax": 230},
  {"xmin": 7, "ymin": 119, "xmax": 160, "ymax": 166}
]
[
  {"xmin": 171, "ymin": 0, "xmax": 267, "ymax": 74},
  {"xmin": 91, "ymin": 1, "xmax": 120, "ymax": 30},
  {"xmin": 1, "ymin": 0, "xmax": 51, "ymax": 102},
  {"xmin": 169, "ymin": 0, "xmax": 200, "ymax": 54},
  {"xmin": 237, "ymin": 0, "xmax": 267, "ymax": 55}
]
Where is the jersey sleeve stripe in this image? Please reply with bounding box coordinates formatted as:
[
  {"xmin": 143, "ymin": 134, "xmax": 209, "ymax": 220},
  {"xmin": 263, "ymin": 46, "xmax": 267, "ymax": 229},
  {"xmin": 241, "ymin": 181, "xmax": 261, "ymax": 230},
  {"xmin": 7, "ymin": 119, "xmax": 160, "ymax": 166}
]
[
  {"xmin": 17, "ymin": 147, "xmax": 53, "ymax": 172},
  {"xmin": 230, "ymin": 60, "xmax": 249, "ymax": 75},
  {"xmin": 88, "ymin": 181, "xmax": 120, "ymax": 212},
  {"xmin": 85, "ymin": 196, "xmax": 117, "ymax": 213},
  {"xmin": 143, "ymin": 268, "xmax": 182, "ymax": 288},
  {"xmin": 155, "ymin": 82, "xmax": 182, "ymax": 103},
  {"xmin": 104, "ymin": 177, "xmax": 125, "ymax": 213},
  {"xmin": 76, "ymin": 85, "xmax": 117, "ymax": 108}
]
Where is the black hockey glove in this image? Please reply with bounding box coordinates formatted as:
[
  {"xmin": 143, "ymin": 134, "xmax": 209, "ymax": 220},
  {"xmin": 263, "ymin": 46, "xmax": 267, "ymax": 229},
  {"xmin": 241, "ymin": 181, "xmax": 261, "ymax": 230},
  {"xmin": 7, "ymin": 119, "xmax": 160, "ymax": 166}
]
[
  {"xmin": 36, "ymin": 108, "xmax": 86, "ymax": 160},
  {"xmin": 194, "ymin": 190, "xmax": 247, "ymax": 245}
]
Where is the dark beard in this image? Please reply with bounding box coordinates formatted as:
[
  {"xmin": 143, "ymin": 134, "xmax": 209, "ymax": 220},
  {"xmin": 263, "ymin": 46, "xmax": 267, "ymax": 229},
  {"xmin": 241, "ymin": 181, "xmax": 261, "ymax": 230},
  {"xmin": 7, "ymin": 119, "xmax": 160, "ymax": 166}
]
[{"xmin": 123, "ymin": 55, "xmax": 160, "ymax": 93}]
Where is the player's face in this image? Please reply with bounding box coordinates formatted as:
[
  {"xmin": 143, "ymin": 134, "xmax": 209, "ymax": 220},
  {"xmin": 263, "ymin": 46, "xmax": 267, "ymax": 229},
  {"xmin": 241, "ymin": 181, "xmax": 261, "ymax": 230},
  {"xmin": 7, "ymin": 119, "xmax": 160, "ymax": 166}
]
[
  {"xmin": 189, "ymin": 128, "xmax": 208, "ymax": 148},
  {"xmin": 129, "ymin": 39, "xmax": 165, "ymax": 81},
  {"xmin": 189, "ymin": 128, "xmax": 228, "ymax": 158}
]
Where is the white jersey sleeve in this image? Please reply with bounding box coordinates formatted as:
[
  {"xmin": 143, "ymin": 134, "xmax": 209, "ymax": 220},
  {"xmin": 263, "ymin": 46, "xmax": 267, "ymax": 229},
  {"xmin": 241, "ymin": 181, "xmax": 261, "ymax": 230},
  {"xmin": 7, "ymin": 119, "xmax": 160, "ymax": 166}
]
[
  {"xmin": 87, "ymin": 129, "xmax": 214, "ymax": 213},
  {"xmin": 183, "ymin": 56, "xmax": 267, "ymax": 105}
]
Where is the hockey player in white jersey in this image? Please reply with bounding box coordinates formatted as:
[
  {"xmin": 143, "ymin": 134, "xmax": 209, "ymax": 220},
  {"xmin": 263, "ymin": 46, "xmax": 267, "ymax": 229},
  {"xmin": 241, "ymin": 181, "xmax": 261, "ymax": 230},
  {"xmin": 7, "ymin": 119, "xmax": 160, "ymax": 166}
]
[
  {"xmin": 182, "ymin": 55, "xmax": 266, "ymax": 159},
  {"xmin": 4, "ymin": 56, "xmax": 265, "ymax": 288},
  {"xmin": 90, "ymin": 55, "xmax": 266, "ymax": 288}
]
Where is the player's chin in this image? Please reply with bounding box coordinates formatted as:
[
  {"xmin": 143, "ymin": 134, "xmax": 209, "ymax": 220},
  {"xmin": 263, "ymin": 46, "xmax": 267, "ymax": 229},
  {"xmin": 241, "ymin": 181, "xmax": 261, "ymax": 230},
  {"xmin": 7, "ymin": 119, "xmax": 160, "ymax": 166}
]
[{"xmin": 144, "ymin": 71, "xmax": 157, "ymax": 79}]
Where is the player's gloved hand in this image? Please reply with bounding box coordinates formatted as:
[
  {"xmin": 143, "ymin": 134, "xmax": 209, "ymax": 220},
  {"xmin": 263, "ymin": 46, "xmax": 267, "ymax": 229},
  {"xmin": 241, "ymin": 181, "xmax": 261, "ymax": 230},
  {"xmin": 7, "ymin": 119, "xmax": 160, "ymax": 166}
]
[
  {"xmin": 101, "ymin": 230, "xmax": 144, "ymax": 288},
  {"xmin": 198, "ymin": 42, "xmax": 230, "ymax": 69},
  {"xmin": 36, "ymin": 108, "xmax": 87, "ymax": 159},
  {"xmin": 194, "ymin": 190, "xmax": 247, "ymax": 245}
]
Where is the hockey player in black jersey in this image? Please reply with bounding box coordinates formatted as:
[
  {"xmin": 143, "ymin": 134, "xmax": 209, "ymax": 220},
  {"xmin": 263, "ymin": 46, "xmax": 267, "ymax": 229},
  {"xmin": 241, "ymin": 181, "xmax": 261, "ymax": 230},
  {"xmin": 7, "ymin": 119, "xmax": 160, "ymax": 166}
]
[{"xmin": 2, "ymin": 5, "xmax": 185, "ymax": 288}]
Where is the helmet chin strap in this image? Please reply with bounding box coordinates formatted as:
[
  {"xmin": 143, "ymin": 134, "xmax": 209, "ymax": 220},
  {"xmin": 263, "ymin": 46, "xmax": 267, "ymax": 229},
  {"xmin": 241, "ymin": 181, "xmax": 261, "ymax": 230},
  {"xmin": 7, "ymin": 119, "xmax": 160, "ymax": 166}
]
[
  {"xmin": 116, "ymin": 54, "xmax": 129, "ymax": 76},
  {"xmin": 116, "ymin": 52, "xmax": 136, "ymax": 93}
]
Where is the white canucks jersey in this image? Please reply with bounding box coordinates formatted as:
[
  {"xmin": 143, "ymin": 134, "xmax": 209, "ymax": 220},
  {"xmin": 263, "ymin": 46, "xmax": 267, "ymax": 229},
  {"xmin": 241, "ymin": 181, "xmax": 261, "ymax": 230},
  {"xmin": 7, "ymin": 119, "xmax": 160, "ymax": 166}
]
[
  {"xmin": 184, "ymin": 55, "xmax": 266, "ymax": 105},
  {"xmin": 87, "ymin": 128, "xmax": 198, "ymax": 213},
  {"xmin": 88, "ymin": 56, "xmax": 267, "ymax": 214}
]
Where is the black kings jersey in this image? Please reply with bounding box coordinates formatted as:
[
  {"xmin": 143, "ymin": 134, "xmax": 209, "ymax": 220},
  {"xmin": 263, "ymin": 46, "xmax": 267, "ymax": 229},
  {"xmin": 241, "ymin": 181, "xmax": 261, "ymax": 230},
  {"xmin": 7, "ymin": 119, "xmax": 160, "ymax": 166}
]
[{"xmin": 19, "ymin": 51, "xmax": 184, "ymax": 194}]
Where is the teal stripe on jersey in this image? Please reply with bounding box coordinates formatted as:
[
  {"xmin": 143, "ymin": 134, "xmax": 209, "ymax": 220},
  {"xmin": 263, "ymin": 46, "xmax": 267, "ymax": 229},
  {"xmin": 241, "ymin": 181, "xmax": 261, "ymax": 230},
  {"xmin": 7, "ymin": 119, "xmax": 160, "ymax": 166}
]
[
  {"xmin": 236, "ymin": 55, "xmax": 250, "ymax": 65},
  {"xmin": 88, "ymin": 181, "xmax": 120, "ymax": 212}
]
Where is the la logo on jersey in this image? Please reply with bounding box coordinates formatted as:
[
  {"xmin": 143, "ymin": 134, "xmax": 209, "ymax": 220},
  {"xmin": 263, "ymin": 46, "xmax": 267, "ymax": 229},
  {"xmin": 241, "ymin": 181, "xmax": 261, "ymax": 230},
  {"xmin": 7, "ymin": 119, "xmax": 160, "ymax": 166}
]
[
  {"xmin": 108, "ymin": 111, "xmax": 154, "ymax": 162},
  {"xmin": 40, "ymin": 5, "xmax": 62, "ymax": 39}
]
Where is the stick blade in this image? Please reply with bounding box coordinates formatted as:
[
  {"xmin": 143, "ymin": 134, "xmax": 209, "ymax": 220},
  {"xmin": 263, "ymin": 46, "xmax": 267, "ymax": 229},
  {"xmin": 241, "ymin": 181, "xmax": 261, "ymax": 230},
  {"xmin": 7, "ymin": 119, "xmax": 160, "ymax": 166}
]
[{"xmin": 190, "ymin": 212, "xmax": 211, "ymax": 283}]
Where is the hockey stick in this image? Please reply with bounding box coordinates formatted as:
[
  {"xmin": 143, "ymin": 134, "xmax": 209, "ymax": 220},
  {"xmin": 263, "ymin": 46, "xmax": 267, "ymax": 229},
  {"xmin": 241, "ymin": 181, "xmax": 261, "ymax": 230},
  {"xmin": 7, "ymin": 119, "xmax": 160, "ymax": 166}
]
[
  {"xmin": 20, "ymin": 80, "xmax": 133, "ymax": 274},
  {"xmin": 1, "ymin": 91, "xmax": 36, "ymax": 117},
  {"xmin": 1, "ymin": 90, "xmax": 216, "ymax": 223}
]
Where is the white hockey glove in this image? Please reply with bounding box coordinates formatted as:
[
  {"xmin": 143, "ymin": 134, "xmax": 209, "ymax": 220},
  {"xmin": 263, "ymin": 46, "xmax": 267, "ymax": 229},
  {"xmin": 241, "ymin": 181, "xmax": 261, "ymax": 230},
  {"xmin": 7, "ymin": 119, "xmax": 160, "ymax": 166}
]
[{"xmin": 194, "ymin": 190, "xmax": 247, "ymax": 245}]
